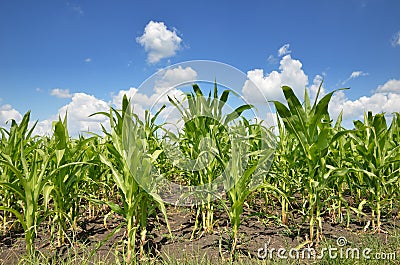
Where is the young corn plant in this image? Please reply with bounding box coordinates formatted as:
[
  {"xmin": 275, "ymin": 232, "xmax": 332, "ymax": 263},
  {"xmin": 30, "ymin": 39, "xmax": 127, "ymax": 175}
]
[
  {"xmin": 0, "ymin": 112, "xmax": 66, "ymax": 254},
  {"xmin": 222, "ymin": 118, "xmax": 279, "ymax": 254},
  {"xmin": 167, "ymin": 83, "xmax": 252, "ymax": 236},
  {"xmin": 347, "ymin": 112, "xmax": 400, "ymax": 232},
  {"xmin": 78, "ymin": 135, "xmax": 112, "ymax": 220},
  {"xmin": 325, "ymin": 111, "xmax": 362, "ymax": 227},
  {"xmin": 0, "ymin": 112, "xmax": 89, "ymax": 255},
  {"xmin": 273, "ymin": 85, "xmax": 350, "ymax": 242},
  {"xmin": 46, "ymin": 115, "xmax": 92, "ymax": 247},
  {"xmin": 389, "ymin": 113, "xmax": 400, "ymax": 214},
  {"xmin": 95, "ymin": 95, "xmax": 170, "ymax": 262},
  {"xmin": 269, "ymin": 115, "xmax": 302, "ymax": 226},
  {"xmin": 0, "ymin": 112, "xmax": 49, "ymax": 255},
  {"xmin": 0, "ymin": 114, "xmax": 31, "ymax": 233}
]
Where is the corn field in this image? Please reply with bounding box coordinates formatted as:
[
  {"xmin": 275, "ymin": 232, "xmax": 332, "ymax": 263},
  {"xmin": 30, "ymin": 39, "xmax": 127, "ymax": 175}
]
[{"xmin": 0, "ymin": 84, "xmax": 399, "ymax": 263}]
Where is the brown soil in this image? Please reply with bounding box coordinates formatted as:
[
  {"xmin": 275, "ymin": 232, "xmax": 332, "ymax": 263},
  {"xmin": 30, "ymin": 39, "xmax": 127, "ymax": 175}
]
[{"xmin": 0, "ymin": 202, "xmax": 399, "ymax": 264}]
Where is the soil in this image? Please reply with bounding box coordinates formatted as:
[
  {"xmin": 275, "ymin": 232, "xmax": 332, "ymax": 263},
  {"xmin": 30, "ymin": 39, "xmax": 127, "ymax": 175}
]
[{"xmin": 0, "ymin": 201, "xmax": 399, "ymax": 264}]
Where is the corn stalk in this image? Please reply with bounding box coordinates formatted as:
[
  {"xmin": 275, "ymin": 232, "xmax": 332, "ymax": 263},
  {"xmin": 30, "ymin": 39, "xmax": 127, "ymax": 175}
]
[{"xmin": 273, "ymin": 85, "xmax": 350, "ymax": 242}]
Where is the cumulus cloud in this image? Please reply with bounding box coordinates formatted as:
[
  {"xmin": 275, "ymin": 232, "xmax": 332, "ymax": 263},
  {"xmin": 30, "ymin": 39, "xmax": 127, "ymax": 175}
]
[
  {"xmin": 154, "ymin": 66, "xmax": 197, "ymax": 93},
  {"xmin": 57, "ymin": 93, "xmax": 110, "ymax": 135},
  {"xmin": 242, "ymin": 55, "xmax": 308, "ymax": 103},
  {"xmin": 278, "ymin": 44, "xmax": 291, "ymax": 57},
  {"xmin": 242, "ymin": 45, "xmax": 399, "ymax": 129},
  {"xmin": 33, "ymin": 119, "xmax": 54, "ymax": 136},
  {"xmin": 112, "ymin": 66, "xmax": 197, "ymax": 120},
  {"xmin": 136, "ymin": 21, "xmax": 182, "ymax": 64},
  {"xmin": 0, "ymin": 104, "xmax": 50, "ymax": 136},
  {"xmin": 123, "ymin": 66, "xmax": 195, "ymax": 105},
  {"xmin": 111, "ymin": 87, "xmax": 148, "ymax": 120},
  {"xmin": 330, "ymin": 91, "xmax": 400, "ymax": 122},
  {"xmin": 51, "ymin": 88, "xmax": 72, "ymax": 99},
  {"xmin": 112, "ymin": 87, "xmax": 141, "ymax": 108},
  {"xmin": 342, "ymin": 71, "xmax": 369, "ymax": 85},
  {"xmin": 375, "ymin": 79, "xmax": 400, "ymax": 93},
  {"xmin": 0, "ymin": 104, "xmax": 22, "ymax": 127},
  {"xmin": 0, "ymin": 102, "xmax": 54, "ymax": 136},
  {"xmin": 392, "ymin": 31, "xmax": 400, "ymax": 47},
  {"xmin": 330, "ymin": 79, "xmax": 400, "ymax": 127},
  {"xmin": 27, "ymin": 66, "xmax": 198, "ymax": 136},
  {"xmin": 33, "ymin": 93, "xmax": 110, "ymax": 136}
]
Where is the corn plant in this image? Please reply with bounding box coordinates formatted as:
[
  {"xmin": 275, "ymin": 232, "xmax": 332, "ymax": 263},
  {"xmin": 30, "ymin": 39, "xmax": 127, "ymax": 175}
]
[
  {"xmin": 168, "ymin": 84, "xmax": 251, "ymax": 234},
  {"xmin": 95, "ymin": 95, "xmax": 170, "ymax": 262},
  {"xmin": 77, "ymin": 134, "xmax": 112, "ymax": 220},
  {"xmin": 0, "ymin": 112, "xmax": 49, "ymax": 255},
  {"xmin": 0, "ymin": 113, "xmax": 57, "ymax": 254},
  {"xmin": 0, "ymin": 112, "xmax": 37, "ymax": 234},
  {"xmin": 222, "ymin": 118, "xmax": 279, "ymax": 254},
  {"xmin": 0, "ymin": 112, "xmax": 90, "ymax": 255},
  {"xmin": 268, "ymin": 115, "xmax": 303, "ymax": 226},
  {"xmin": 346, "ymin": 112, "xmax": 400, "ymax": 232},
  {"xmin": 46, "ymin": 115, "xmax": 94, "ymax": 246},
  {"xmin": 323, "ymin": 112, "xmax": 347, "ymax": 224},
  {"xmin": 167, "ymin": 84, "xmax": 252, "ymax": 236},
  {"xmin": 272, "ymin": 85, "xmax": 350, "ymax": 242},
  {"xmin": 390, "ymin": 113, "xmax": 400, "ymax": 213}
]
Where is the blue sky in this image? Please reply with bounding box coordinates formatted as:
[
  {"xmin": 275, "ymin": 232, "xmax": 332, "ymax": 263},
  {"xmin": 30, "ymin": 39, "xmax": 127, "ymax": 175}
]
[{"xmin": 0, "ymin": 0, "xmax": 399, "ymax": 134}]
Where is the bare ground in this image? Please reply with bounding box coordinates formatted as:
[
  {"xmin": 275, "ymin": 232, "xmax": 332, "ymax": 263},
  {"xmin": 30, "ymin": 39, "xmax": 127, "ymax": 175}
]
[{"xmin": 0, "ymin": 202, "xmax": 399, "ymax": 264}]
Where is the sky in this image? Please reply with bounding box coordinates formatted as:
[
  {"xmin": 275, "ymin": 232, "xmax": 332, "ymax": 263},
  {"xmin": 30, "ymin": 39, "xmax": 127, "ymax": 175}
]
[{"xmin": 0, "ymin": 0, "xmax": 399, "ymax": 135}]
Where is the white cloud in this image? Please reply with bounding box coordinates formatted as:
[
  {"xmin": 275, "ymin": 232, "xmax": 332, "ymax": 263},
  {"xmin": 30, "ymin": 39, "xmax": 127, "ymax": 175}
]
[
  {"xmin": 392, "ymin": 31, "xmax": 400, "ymax": 47},
  {"xmin": 136, "ymin": 21, "xmax": 182, "ymax": 64},
  {"xmin": 84, "ymin": 58, "xmax": 92, "ymax": 63},
  {"xmin": 351, "ymin": 71, "xmax": 367, "ymax": 78},
  {"xmin": 120, "ymin": 66, "xmax": 195, "ymax": 105},
  {"xmin": 342, "ymin": 71, "xmax": 368, "ymax": 85},
  {"xmin": 110, "ymin": 66, "xmax": 197, "ymax": 134},
  {"xmin": 375, "ymin": 79, "xmax": 400, "ymax": 94},
  {"xmin": 330, "ymin": 92, "xmax": 400, "ymax": 122},
  {"xmin": 51, "ymin": 88, "xmax": 72, "ymax": 99},
  {"xmin": 112, "ymin": 87, "xmax": 140, "ymax": 107},
  {"xmin": 111, "ymin": 87, "xmax": 148, "ymax": 120},
  {"xmin": 31, "ymin": 66, "xmax": 197, "ymax": 137},
  {"xmin": 57, "ymin": 93, "xmax": 110, "ymax": 135},
  {"xmin": 33, "ymin": 93, "xmax": 110, "ymax": 136},
  {"xmin": 154, "ymin": 66, "xmax": 197, "ymax": 94},
  {"xmin": 112, "ymin": 66, "xmax": 197, "ymax": 119},
  {"xmin": 267, "ymin": 55, "xmax": 277, "ymax": 64},
  {"xmin": 0, "ymin": 102, "xmax": 51, "ymax": 135},
  {"xmin": 242, "ymin": 55, "xmax": 308, "ymax": 103},
  {"xmin": 0, "ymin": 104, "xmax": 22, "ymax": 127},
  {"xmin": 278, "ymin": 44, "xmax": 291, "ymax": 57},
  {"xmin": 33, "ymin": 119, "xmax": 53, "ymax": 136},
  {"xmin": 330, "ymin": 79, "xmax": 400, "ymax": 126},
  {"xmin": 242, "ymin": 45, "xmax": 399, "ymax": 129}
]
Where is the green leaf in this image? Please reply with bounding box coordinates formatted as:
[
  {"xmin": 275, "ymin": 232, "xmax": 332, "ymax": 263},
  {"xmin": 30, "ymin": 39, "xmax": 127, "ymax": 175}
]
[{"xmin": 225, "ymin": 104, "xmax": 253, "ymax": 124}]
